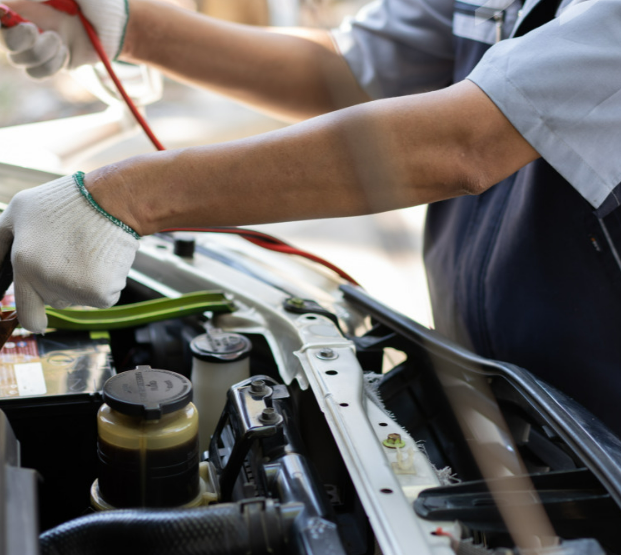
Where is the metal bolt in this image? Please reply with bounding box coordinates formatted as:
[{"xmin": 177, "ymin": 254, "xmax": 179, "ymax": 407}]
[
  {"xmin": 316, "ymin": 348, "xmax": 338, "ymax": 360},
  {"xmin": 250, "ymin": 379, "xmax": 267, "ymax": 394},
  {"xmin": 260, "ymin": 407, "xmax": 279, "ymax": 423},
  {"xmin": 382, "ymin": 433, "xmax": 406, "ymax": 449},
  {"xmin": 288, "ymin": 297, "xmax": 306, "ymax": 308}
]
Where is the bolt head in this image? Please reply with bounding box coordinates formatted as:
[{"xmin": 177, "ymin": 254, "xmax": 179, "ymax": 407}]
[
  {"xmin": 316, "ymin": 348, "xmax": 338, "ymax": 360},
  {"xmin": 250, "ymin": 379, "xmax": 266, "ymax": 394},
  {"xmin": 260, "ymin": 407, "xmax": 278, "ymax": 423},
  {"xmin": 382, "ymin": 432, "xmax": 406, "ymax": 449}
]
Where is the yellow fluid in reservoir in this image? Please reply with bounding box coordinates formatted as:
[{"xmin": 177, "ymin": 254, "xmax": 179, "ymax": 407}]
[{"xmin": 95, "ymin": 367, "xmax": 200, "ymax": 508}]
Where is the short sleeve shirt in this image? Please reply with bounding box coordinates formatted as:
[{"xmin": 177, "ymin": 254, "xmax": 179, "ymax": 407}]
[{"xmin": 331, "ymin": 0, "xmax": 621, "ymax": 214}]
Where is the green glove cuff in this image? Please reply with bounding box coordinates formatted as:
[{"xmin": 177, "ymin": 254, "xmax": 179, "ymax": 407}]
[
  {"xmin": 114, "ymin": 0, "xmax": 130, "ymax": 61},
  {"xmin": 73, "ymin": 171, "xmax": 140, "ymax": 239}
]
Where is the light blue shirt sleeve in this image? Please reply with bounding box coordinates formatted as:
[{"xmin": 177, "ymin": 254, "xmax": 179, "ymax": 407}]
[
  {"xmin": 468, "ymin": 0, "xmax": 621, "ymax": 210},
  {"xmin": 331, "ymin": 0, "xmax": 455, "ymax": 99}
]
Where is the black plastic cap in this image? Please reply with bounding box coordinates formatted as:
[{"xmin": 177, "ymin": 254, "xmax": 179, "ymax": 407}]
[
  {"xmin": 190, "ymin": 331, "xmax": 252, "ymax": 364},
  {"xmin": 103, "ymin": 366, "xmax": 193, "ymax": 420},
  {"xmin": 173, "ymin": 233, "xmax": 196, "ymax": 258}
]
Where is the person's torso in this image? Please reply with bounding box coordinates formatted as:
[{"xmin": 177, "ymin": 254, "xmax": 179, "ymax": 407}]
[{"xmin": 424, "ymin": 0, "xmax": 621, "ymax": 434}]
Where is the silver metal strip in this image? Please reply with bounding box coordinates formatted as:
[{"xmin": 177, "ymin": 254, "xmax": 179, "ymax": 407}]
[{"xmin": 598, "ymin": 218, "xmax": 621, "ymax": 274}]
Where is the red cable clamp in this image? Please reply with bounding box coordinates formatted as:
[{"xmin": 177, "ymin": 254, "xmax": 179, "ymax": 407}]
[{"xmin": 0, "ymin": 4, "xmax": 32, "ymax": 28}]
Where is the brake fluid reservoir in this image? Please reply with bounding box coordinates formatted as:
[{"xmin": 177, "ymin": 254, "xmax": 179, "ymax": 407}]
[
  {"xmin": 190, "ymin": 330, "xmax": 252, "ymax": 453},
  {"xmin": 92, "ymin": 366, "xmax": 200, "ymax": 510}
]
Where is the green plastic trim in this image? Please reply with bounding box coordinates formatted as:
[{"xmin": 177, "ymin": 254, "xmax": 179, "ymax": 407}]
[
  {"xmin": 114, "ymin": 0, "xmax": 130, "ymax": 61},
  {"xmin": 73, "ymin": 172, "xmax": 140, "ymax": 239},
  {"xmin": 45, "ymin": 291, "xmax": 235, "ymax": 331}
]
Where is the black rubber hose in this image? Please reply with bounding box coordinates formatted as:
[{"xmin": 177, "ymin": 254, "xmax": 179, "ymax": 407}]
[{"xmin": 40, "ymin": 500, "xmax": 287, "ymax": 555}]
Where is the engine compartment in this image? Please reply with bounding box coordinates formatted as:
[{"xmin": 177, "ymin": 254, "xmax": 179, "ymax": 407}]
[{"xmin": 2, "ymin": 231, "xmax": 621, "ymax": 555}]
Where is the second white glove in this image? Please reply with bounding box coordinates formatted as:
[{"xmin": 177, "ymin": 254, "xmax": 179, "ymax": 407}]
[
  {"xmin": 0, "ymin": 172, "xmax": 140, "ymax": 333},
  {"xmin": 0, "ymin": 0, "xmax": 129, "ymax": 79}
]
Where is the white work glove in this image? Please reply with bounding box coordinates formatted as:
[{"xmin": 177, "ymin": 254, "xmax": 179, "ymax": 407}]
[
  {"xmin": 0, "ymin": 172, "xmax": 140, "ymax": 333},
  {"xmin": 0, "ymin": 0, "xmax": 129, "ymax": 79}
]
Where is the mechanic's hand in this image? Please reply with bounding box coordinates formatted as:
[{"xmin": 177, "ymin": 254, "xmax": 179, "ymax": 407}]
[
  {"xmin": 0, "ymin": 172, "xmax": 140, "ymax": 333},
  {"xmin": 0, "ymin": 0, "xmax": 129, "ymax": 79}
]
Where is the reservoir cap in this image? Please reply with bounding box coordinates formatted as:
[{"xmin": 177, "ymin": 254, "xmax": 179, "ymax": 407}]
[
  {"xmin": 190, "ymin": 330, "xmax": 252, "ymax": 364},
  {"xmin": 103, "ymin": 366, "xmax": 193, "ymax": 420}
]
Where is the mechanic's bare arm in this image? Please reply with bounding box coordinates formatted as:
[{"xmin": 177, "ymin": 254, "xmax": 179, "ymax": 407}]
[
  {"xmin": 122, "ymin": 0, "xmax": 370, "ymax": 121},
  {"xmin": 86, "ymin": 80, "xmax": 540, "ymax": 236},
  {"xmin": 0, "ymin": 80, "xmax": 538, "ymax": 333}
]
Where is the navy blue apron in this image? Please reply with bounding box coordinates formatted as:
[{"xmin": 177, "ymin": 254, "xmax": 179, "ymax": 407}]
[{"xmin": 424, "ymin": 0, "xmax": 621, "ymax": 435}]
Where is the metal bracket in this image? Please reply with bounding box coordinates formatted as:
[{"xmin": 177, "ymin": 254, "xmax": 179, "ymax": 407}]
[{"xmin": 209, "ymin": 376, "xmax": 288, "ymax": 501}]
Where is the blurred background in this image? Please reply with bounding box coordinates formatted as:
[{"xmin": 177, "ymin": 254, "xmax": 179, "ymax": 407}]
[{"xmin": 0, "ymin": 0, "xmax": 432, "ymax": 327}]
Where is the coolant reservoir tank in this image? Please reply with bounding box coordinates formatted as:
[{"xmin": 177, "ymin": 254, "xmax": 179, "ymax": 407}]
[
  {"xmin": 190, "ymin": 330, "xmax": 252, "ymax": 453},
  {"xmin": 93, "ymin": 366, "xmax": 200, "ymax": 509}
]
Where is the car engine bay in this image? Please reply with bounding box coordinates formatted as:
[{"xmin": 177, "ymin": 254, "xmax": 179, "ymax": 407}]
[{"xmin": 0, "ymin": 228, "xmax": 620, "ymax": 555}]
